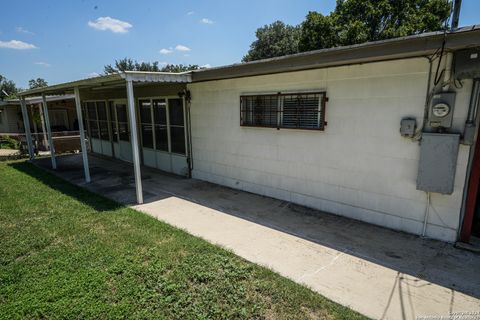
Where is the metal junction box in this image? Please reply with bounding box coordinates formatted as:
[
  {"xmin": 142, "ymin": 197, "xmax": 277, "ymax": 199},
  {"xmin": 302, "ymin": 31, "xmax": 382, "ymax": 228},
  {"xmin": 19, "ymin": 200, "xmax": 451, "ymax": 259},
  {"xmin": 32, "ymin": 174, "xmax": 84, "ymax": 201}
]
[
  {"xmin": 416, "ymin": 133, "xmax": 460, "ymax": 194},
  {"xmin": 428, "ymin": 92, "xmax": 456, "ymax": 128},
  {"xmin": 400, "ymin": 118, "xmax": 416, "ymax": 137},
  {"xmin": 455, "ymin": 48, "xmax": 480, "ymax": 80}
]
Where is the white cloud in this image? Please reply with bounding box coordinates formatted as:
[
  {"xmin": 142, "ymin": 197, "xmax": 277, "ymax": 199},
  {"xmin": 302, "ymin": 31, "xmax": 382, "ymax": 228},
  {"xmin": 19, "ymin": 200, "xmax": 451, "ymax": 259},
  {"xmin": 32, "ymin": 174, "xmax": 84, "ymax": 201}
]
[
  {"xmin": 87, "ymin": 17, "xmax": 132, "ymax": 33},
  {"xmin": 201, "ymin": 64, "xmax": 212, "ymax": 69},
  {"xmin": 88, "ymin": 72, "xmax": 100, "ymax": 77},
  {"xmin": 159, "ymin": 47, "xmax": 173, "ymax": 54},
  {"xmin": 16, "ymin": 27, "xmax": 34, "ymax": 35},
  {"xmin": 200, "ymin": 18, "xmax": 213, "ymax": 24},
  {"xmin": 187, "ymin": 11, "xmax": 195, "ymax": 15},
  {"xmin": 159, "ymin": 61, "xmax": 169, "ymax": 65},
  {"xmin": 34, "ymin": 62, "xmax": 50, "ymax": 67},
  {"xmin": 0, "ymin": 40, "xmax": 36, "ymax": 50},
  {"xmin": 175, "ymin": 44, "xmax": 191, "ymax": 52}
]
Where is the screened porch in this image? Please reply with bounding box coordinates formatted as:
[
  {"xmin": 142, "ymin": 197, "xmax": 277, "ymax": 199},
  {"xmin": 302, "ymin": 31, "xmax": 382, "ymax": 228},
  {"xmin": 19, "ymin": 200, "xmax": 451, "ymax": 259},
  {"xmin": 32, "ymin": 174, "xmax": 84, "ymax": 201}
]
[{"xmin": 18, "ymin": 71, "xmax": 193, "ymax": 204}]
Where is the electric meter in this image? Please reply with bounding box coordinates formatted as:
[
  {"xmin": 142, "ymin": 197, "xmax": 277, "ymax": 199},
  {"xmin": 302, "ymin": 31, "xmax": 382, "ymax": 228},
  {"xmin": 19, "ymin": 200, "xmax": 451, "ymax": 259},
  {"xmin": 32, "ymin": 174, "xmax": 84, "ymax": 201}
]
[
  {"xmin": 428, "ymin": 92, "xmax": 456, "ymax": 128},
  {"xmin": 432, "ymin": 103, "xmax": 450, "ymax": 118}
]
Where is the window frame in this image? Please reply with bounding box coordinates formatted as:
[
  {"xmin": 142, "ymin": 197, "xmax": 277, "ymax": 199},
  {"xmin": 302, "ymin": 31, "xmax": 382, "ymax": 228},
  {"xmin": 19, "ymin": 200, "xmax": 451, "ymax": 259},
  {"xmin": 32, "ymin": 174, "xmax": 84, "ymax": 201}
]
[
  {"xmin": 136, "ymin": 96, "xmax": 187, "ymax": 156},
  {"xmin": 240, "ymin": 91, "xmax": 327, "ymax": 131}
]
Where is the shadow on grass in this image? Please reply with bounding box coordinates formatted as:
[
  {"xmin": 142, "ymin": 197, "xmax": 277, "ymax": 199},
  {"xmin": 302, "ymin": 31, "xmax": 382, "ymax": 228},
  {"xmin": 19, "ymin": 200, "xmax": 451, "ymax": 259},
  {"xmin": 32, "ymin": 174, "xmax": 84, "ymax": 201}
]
[{"xmin": 8, "ymin": 161, "xmax": 124, "ymax": 213}]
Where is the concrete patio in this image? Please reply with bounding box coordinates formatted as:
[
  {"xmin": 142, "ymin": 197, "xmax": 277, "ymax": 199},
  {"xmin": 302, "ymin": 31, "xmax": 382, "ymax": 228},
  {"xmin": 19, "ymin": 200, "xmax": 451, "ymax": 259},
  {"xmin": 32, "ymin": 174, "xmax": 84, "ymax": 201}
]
[{"xmin": 32, "ymin": 154, "xmax": 480, "ymax": 320}]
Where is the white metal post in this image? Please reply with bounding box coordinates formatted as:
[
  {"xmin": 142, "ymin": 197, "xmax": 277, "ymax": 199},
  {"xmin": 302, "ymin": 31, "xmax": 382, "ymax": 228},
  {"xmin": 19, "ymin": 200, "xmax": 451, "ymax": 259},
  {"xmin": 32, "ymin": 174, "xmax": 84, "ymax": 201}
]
[
  {"xmin": 38, "ymin": 103, "xmax": 48, "ymax": 149},
  {"xmin": 19, "ymin": 97, "xmax": 34, "ymax": 160},
  {"xmin": 42, "ymin": 94, "xmax": 57, "ymax": 169},
  {"xmin": 126, "ymin": 79, "xmax": 144, "ymax": 204},
  {"xmin": 74, "ymin": 87, "xmax": 91, "ymax": 183}
]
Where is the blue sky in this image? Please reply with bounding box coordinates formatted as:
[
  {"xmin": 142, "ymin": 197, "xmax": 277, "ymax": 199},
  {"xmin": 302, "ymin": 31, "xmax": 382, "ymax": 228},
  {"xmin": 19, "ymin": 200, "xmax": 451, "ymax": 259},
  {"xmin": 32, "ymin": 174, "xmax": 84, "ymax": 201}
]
[{"xmin": 1, "ymin": 0, "xmax": 479, "ymax": 89}]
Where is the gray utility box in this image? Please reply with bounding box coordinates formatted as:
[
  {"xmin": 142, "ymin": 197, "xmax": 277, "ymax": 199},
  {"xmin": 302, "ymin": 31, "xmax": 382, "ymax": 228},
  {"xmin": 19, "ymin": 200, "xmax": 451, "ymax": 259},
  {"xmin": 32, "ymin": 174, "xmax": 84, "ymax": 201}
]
[
  {"xmin": 416, "ymin": 133, "xmax": 460, "ymax": 194},
  {"xmin": 455, "ymin": 47, "xmax": 480, "ymax": 80}
]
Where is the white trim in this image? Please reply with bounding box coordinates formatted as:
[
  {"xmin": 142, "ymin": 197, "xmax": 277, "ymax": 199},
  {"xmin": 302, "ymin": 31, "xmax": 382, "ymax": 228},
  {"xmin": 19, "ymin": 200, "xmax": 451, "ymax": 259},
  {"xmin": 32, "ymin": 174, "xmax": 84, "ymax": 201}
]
[
  {"xmin": 42, "ymin": 94, "xmax": 57, "ymax": 169},
  {"xmin": 126, "ymin": 80, "xmax": 143, "ymax": 204},
  {"xmin": 74, "ymin": 87, "xmax": 91, "ymax": 183},
  {"xmin": 19, "ymin": 98, "xmax": 34, "ymax": 159}
]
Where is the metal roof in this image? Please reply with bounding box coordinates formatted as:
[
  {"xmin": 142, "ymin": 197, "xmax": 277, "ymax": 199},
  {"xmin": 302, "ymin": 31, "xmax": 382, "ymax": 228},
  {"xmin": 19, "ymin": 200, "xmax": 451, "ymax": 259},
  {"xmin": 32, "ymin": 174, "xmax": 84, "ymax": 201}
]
[
  {"xmin": 2, "ymin": 94, "xmax": 75, "ymax": 106},
  {"xmin": 19, "ymin": 71, "xmax": 192, "ymax": 97},
  {"xmin": 17, "ymin": 25, "xmax": 480, "ymax": 96}
]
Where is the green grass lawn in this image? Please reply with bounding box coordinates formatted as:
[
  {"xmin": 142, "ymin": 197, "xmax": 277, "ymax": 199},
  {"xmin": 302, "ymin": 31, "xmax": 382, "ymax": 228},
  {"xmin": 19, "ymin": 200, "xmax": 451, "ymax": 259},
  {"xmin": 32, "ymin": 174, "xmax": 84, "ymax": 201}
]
[{"xmin": 0, "ymin": 161, "xmax": 367, "ymax": 319}]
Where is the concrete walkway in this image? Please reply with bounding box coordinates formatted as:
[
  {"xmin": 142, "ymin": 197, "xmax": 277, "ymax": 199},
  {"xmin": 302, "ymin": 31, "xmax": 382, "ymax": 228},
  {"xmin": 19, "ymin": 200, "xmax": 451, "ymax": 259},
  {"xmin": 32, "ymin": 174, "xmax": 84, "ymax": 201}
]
[{"xmin": 33, "ymin": 154, "xmax": 480, "ymax": 320}]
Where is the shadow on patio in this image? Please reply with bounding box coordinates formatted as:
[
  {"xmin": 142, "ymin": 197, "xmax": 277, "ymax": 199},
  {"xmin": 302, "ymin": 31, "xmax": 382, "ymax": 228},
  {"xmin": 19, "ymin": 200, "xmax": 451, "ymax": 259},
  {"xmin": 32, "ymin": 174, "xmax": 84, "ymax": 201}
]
[{"xmin": 19, "ymin": 153, "xmax": 480, "ymax": 319}]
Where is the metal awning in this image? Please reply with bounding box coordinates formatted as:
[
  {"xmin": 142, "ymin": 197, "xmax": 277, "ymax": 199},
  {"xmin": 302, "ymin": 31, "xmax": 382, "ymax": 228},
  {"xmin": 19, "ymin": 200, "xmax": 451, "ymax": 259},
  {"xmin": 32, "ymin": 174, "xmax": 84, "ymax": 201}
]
[
  {"xmin": 18, "ymin": 71, "xmax": 192, "ymax": 97},
  {"xmin": 1, "ymin": 94, "xmax": 75, "ymax": 106}
]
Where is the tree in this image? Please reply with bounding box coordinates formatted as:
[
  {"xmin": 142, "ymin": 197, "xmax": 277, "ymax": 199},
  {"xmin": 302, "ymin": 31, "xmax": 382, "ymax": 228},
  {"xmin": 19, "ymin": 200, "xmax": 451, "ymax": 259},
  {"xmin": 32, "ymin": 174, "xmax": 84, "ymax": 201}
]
[
  {"xmin": 245, "ymin": 0, "xmax": 452, "ymax": 59},
  {"xmin": 332, "ymin": 0, "xmax": 451, "ymax": 46},
  {"xmin": 242, "ymin": 21, "xmax": 301, "ymax": 62},
  {"xmin": 298, "ymin": 12, "xmax": 338, "ymax": 52},
  {"xmin": 104, "ymin": 58, "xmax": 200, "ymax": 74},
  {"xmin": 28, "ymin": 78, "xmax": 48, "ymax": 89},
  {"xmin": 0, "ymin": 75, "xmax": 18, "ymax": 100}
]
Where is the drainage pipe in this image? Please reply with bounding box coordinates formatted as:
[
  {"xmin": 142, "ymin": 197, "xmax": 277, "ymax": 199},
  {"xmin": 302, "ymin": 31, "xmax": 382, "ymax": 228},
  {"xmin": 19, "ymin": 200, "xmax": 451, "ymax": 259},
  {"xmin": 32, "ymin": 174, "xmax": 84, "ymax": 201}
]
[{"xmin": 422, "ymin": 192, "xmax": 431, "ymax": 237}]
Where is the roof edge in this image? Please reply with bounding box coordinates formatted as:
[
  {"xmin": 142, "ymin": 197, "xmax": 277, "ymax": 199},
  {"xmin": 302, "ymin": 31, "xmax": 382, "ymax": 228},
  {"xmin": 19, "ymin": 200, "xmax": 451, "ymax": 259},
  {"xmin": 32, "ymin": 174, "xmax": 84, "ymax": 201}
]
[{"xmin": 191, "ymin": 25, "xmax": 480, "ymax": 82}]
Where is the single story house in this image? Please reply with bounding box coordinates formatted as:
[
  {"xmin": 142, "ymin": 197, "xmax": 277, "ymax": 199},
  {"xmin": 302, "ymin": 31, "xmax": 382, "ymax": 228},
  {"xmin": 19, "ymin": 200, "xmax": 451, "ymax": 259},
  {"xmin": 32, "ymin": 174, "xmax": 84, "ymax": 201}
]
[{"xmin": 17, "ymin": 25, "xmax": 480, "ymax": 245}]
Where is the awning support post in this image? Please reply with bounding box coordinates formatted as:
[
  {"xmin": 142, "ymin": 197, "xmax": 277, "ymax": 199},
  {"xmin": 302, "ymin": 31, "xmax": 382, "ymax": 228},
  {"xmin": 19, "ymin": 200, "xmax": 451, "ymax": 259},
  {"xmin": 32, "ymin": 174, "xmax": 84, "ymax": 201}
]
[
  {"xmin": 19, "ymin": 97, "xmax": 34, "ymax": 160},
  {"xmin": 74, "ymin": 87, "xmax": 91, "ymax": 183},
  {"xmin": 41, "ymin": 94, "xmax": 57, "ymax": 169},
  {"xmin": 126, "ymin": 79, "xmax": 144, "ymax": 204}
]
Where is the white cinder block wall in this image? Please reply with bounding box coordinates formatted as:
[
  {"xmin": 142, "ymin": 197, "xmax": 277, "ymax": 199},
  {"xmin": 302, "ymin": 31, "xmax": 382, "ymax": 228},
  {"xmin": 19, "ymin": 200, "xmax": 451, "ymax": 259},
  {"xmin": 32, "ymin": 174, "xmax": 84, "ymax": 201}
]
[{"xmin": 188, "ymin": 57, "xmax": 472, "ymax": 242}]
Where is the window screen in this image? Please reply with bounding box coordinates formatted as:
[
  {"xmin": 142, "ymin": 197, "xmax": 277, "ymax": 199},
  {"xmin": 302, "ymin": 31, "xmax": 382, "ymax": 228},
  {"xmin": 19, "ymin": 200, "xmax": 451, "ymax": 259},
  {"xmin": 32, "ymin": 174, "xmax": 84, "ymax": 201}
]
[
  {"xmin": 96, "ymin": 101, "xmax": 110, "ymax": 141},
  {"xmin": 153, "ymin": 99, "xmax": 168, "ymax": 151},
  {"xmin": 116, "ymin": 104, "xmax": 130, "ymax": 141},
  {"xmin": 240, "ymin": 92, "xmax": 326, "ymax": 130},
  {"xmin": 86, "ymin": 102, "xmax": 99, "ymax": 139},
  {"xmin": 139, "ymin": 100, "xmax": 153, "ymax": 148},
  {"xmin": 168, "ymin": 98, "xmax": 185, "ymax": 154},
  {"xmin": 108, "ymin": 101, "xmax": 118, "ymax": 142}
]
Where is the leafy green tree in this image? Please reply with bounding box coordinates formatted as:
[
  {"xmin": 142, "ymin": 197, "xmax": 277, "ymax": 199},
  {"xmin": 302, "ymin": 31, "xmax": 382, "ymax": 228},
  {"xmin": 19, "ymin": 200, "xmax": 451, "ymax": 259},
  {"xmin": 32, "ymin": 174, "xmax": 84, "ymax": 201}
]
[
  {"xmin": 160, "ymin": 64, "xmax": 201, "ymax": 73},
  {"xmin": 0, "ymin": 75, "xmax": 18, "ymax": 100},
  {"xmin": 28, "ymin": 78, "xmax": 48, "ymax": 89},
  {"xmin": 246, "ymin": 0, "xmax": 452, "ymax": 59},
  {"xmin": 298, "ymin": 12, "xmax": 338, "ymax": 52},
  {"xmin": 104, "ymin": 58, "xmax": 200, "ymax": 74},
  {"xmin": 332, "ymin": 0, "xmax": 451, "ymax": 46},
  {"xmin": 104, "ymin": 58, "xmax": 159, "ymax": 73},
  {"xmin": 242, "ymin": 21, "xmax": 301, "ymax": 62}
]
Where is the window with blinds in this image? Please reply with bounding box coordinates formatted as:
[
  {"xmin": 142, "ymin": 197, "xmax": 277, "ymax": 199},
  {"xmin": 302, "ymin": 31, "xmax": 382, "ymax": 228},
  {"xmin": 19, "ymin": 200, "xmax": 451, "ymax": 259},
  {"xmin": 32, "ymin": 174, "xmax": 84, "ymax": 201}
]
[{"xmin": 240, "ymin": 92, "xmax": 326, "ymax": 130}]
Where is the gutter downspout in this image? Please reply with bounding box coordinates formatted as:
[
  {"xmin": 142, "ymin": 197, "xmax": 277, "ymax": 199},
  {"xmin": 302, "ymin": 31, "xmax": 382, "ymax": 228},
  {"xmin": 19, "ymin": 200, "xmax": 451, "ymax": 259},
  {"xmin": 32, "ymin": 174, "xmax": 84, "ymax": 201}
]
[{"xmin": 186, "ymin": 92, "xmax": 194, "ymax": 178}]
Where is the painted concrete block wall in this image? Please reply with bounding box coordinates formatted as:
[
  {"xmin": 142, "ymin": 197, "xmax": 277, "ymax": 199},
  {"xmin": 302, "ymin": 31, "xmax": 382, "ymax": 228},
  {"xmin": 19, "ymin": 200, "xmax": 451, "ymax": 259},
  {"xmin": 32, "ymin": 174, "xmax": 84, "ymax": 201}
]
[{"xmin": 188, "ymin": 57, "xmax": 472, "ymax": 242}]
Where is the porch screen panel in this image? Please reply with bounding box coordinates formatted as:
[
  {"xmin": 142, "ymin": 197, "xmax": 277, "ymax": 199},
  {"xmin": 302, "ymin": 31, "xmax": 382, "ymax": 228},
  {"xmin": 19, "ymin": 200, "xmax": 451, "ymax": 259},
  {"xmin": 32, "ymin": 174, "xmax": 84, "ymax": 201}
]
[
  {"xmin": 139, "ymin": 99, "xmax": 153, "ymax": 149},
  {"xmin": 108, "ymin": 101, "xmax": 118, "ymax": 142},
  {"xmin": 116, "ymin": 104, "xmax": 130, "ymax": 141},
  {"xmin": 153, "ymin": 99, "xmax": 168, "ymax": 151},
  {"xmin": 168, "ymin": 98, "xmax": 186, "ymax": 155},
  {"xmin": 96, "ymin": 101, "xmax": 110, "ymax": 141},
  {"xmin": 86, "ymin": 102, "xmax": 99, "ymax": 139}
]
